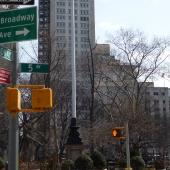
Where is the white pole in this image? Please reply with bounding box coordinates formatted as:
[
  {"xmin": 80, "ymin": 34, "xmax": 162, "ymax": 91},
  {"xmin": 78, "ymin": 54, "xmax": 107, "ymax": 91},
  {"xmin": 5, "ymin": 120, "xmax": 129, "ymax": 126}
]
[{"xmin": 71, "ymin": 0, "xmax": 76, "ymax": 119}]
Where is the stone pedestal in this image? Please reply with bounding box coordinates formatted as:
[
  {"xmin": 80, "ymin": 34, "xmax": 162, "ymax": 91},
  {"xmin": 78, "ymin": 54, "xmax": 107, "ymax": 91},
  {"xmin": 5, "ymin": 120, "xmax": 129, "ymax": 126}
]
[
  {"xmin": 65, "ymin": 144, "xmax": 84, "ymax": 161},
  {"xmin": 65, "ymin": 118, "xmax": 83, "ymax": 161}
]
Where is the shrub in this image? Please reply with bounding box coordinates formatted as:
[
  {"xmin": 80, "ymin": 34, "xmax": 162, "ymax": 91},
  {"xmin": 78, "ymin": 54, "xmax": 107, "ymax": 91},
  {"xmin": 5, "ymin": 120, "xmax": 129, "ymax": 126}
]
[
  {"xmin": 74, "ymin": 154, "xmax": 93, "ymax": 170},
  {"xmin": 131, "ymin": 156, "xmax": 145, "ymax": 170},
  {"xmin": 0, "ymin": 158, "xmax": 4, "ymax": 170},
  {"xmin": 115, "ymin": 159, "xmax": 126, "ymax": 168},
  {"xmin": 61, "ymin": 159, "xmax": 74, "ymax": 170},
  {"xmin": 91, "ymin": 150, "xmax": 106, "ymax": 170}
]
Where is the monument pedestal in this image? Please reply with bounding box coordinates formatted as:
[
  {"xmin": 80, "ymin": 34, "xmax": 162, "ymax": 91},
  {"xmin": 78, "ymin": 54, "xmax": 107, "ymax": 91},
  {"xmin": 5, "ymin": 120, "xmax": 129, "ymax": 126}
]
[
  {"xmin": 65, "ymin": 144, "xmax": 84, "ymax": 161},
  {"xmin": 65, "ymin": 118, "xmax": 83, "ymax": 161}
]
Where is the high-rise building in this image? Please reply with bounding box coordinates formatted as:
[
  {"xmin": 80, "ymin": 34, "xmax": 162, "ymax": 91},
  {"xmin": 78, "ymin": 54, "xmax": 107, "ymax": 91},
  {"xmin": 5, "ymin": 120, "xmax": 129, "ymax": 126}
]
[
  {"xmin": 50, "ymin": 0, "xmax": 95, "ymax": 64},
  {"xmin": 38, "ymin": 0, "xmax": 95, "ymax": 76},
  {"xmin": 144, "ymin": 84, "xmax": 170, "ymax": 157},
  {"xmin": 38, "ymin": 0, "xmax": 51, "ymax": 63}
]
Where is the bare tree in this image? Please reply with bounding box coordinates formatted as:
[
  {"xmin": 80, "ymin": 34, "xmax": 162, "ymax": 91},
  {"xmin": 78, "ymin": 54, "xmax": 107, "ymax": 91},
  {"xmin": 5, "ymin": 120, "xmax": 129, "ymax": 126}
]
[
  {"xmin": 18, "ymin": 35, "xmax": 72, "ymax": 167},
  {"xmin": 95, "ymin": 28, "xmax": 170, "ymax": 155}
]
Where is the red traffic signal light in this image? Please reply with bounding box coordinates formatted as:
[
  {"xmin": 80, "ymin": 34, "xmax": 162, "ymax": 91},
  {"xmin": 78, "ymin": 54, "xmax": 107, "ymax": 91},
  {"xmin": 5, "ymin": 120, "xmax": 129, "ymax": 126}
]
[{"xmin": 112, "ymin": 127, "xmax": 125, "ymax": 140}]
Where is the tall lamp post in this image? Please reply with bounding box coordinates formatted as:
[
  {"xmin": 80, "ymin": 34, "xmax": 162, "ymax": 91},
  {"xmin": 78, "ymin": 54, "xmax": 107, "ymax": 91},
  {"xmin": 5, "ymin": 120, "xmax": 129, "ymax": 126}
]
[{"xmin": 66, "ymin": 0, "xmax": 83, "ymax": 161}]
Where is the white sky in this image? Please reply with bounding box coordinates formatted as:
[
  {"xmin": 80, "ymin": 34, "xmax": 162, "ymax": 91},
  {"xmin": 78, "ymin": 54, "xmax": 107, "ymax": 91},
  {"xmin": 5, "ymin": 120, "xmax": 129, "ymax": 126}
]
[
  {"xmin": 95, "ymin": 0, "xmax": 170, "ymax": 87},
  {"xmin": 95, "ymin": 0, "xmax": 170, "ymax": 42}
]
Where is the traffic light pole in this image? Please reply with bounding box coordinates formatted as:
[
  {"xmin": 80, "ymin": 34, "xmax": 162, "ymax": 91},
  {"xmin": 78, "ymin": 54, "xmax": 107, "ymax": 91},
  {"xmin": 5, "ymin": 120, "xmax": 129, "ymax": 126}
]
[
  {"xmin": 125, "ymin": 122, "xmax": 131, "ymax": 170},
  {"xmin": 8, "ymin": 44, "xmax": 19, "ymax": 170}
]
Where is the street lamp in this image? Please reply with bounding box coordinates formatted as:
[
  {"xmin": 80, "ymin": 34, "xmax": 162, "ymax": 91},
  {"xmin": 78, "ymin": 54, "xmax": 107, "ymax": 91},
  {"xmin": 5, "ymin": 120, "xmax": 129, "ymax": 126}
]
[{"xmin": 65, "ymin": 0, "xmax": 83, "ymax": 161}]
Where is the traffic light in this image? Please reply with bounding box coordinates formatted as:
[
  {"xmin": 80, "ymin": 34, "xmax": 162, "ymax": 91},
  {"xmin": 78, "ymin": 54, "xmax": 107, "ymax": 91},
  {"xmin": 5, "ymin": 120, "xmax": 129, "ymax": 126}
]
[
  {"xmin": 32, "ymin": 88, "xmax": 53, "ymax": 110},
  {"xmin": 6, "ymin": 87, "xmax": 21, "ymax": 114},
  {"xmin": 112, "ymin": 127, "xmax": 125, "ymax": 140}
]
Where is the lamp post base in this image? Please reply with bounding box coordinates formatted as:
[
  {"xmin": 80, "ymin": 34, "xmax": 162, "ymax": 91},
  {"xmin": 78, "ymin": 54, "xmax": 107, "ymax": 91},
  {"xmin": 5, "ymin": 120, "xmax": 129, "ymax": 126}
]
[{"xmin": 65, "ymin": 118, "xmax": 83, "ymax": 161}]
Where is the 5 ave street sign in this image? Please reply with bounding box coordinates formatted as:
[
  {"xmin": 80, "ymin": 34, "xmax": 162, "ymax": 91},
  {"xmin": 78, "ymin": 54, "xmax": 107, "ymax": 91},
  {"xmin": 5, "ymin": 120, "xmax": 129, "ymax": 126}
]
[
  {"xmin": 0, "ymin": 0, "xmax": 34, "ymax": 5},
  {"xmin": 0, "ymin": 7, "xmax": 37, "ymax": 44},
  {"xmin": 20, "ymin": 63, "xmax": 49, "ymax": 73}
]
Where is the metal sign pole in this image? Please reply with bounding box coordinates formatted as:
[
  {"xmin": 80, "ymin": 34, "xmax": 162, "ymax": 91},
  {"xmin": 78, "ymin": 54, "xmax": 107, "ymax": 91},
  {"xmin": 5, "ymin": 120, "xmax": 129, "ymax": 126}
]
[
  {"xmin": 125, "ymin": 122, "xmax": 131, "ymax": 170},
  {"xmin": 8, "ymin": 44, "xmax": 19, "ymax": 170}
]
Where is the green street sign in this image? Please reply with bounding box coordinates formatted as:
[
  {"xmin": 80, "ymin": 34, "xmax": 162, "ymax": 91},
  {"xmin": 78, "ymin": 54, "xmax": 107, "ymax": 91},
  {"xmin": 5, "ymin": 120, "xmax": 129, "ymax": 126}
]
[
  {"xmin": 0, "ymin": 46, "xmax": 12, "ymax": 61},
  {"xmin": 20, "ymin": 63, "xmax": 49, "ymax": 73},
  {"xmin": 0, "ymin": 7, "xmax": 37, "ymax": 44}
]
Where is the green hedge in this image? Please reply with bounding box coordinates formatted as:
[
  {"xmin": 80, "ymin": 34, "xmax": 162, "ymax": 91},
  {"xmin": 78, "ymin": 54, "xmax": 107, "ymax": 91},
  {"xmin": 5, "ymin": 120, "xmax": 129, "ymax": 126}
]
[
  {"xmin": 0, "ymin": 158, "xmax": 4, "ymax": 170},
  {"xmin": 61, "ymin": 159, "xmax": 74, "ymax": 170},
  {"xmin": 91, "ymin": 151, "xmax": 106, "ymax": 170},
  {"xmin": 131, "ymin": 156, "xmax": 145, "ymax": 170},
  {"xmin": 74, "ymin": 154, "xmax": 93, "ymax": 170}
]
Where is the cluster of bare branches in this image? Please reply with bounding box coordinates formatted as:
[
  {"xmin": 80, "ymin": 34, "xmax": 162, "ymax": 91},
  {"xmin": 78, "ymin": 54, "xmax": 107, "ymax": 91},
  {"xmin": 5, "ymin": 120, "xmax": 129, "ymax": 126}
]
[
  {"xmin": 15, "ymin": 28, "xmax": 170, "ymax": 162},
  {"xmin": 79, "ymin": 28, "xmax": 170, "ymax": 157}
]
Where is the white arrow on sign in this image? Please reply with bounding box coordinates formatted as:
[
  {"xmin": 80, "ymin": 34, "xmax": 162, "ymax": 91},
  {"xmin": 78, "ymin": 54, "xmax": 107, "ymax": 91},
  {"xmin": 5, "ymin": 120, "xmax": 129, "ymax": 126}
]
[
  {"xmin": 15, "ymin": 28, "xmax": 30, "ymax": 36},
  {"xmin": 23, "ymin": 0, "xmax": 33, "ymax": 4}
]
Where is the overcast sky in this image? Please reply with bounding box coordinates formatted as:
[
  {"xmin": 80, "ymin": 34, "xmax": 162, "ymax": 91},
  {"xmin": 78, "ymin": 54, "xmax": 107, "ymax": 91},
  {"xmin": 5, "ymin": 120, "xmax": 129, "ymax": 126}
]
[
  {"xmin": 95, "ymin": 0, "xmax": 170, "ymax": 43},
  {"xmin": 95, "ymin": 0, "xmax": 170, "ymax": 87}
]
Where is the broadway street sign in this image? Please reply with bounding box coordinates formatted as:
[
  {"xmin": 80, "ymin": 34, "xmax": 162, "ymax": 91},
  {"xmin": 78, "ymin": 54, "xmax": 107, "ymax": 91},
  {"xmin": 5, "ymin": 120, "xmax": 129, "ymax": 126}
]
[
  {"xmin": 0, "ymin": 0, "xmax": 34, "ymax": 5},
  {"xmin": 0, "ymin": 7, "xmax": 37, "ymax": 44},
  {"xmin": 20, "ymin": 63, "xmax": 49, "ymax": 73}
]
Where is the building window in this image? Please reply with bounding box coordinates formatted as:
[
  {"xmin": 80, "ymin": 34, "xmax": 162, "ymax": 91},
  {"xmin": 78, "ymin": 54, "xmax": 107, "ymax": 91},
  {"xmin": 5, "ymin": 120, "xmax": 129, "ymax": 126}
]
[
  {"xmin": 154, "ymin": 100, "xmax": 159, "ymax": 104},
  {"xmin": 154, "ymin": 108, "xmax": 160, "ymax": 112},
  {"xmin": 146, "ymin": 92, "xmax": 150, "ymax": 95},
  {"xmin": 153, "ymin": 92, "xmax": 159, "ymax": 95}
]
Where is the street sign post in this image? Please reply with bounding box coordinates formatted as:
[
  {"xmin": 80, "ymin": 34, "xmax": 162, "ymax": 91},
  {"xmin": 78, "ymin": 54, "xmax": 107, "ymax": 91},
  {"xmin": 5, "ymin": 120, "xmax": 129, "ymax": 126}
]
[
  {"xmin": 0, "ymin": 68, "xmax": 10, "ymax": 84},
  {"xmin": 20, "ymin": 63, "xmax": 49, "ymax": 73},
  {"xmin": 0, "ymin": 46, "xmax": 12, "ymax": 61},
  {"xmin": 0, "ymin": 0, "xmax": 34, "ymax": 5},
  {"xmin": 0, "ymin": 7, "xmax": 37, "ymax": 44}
]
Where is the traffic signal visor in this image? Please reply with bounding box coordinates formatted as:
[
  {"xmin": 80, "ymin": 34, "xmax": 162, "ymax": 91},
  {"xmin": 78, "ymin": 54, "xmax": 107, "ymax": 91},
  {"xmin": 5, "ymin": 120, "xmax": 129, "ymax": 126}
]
[
  {"xmin": 6, "ymin": 88, "xmax": 21, "ymax": 114},
  {"xmin": 32, "ymin": 88, "xmax": 53, "ymax": 110}
]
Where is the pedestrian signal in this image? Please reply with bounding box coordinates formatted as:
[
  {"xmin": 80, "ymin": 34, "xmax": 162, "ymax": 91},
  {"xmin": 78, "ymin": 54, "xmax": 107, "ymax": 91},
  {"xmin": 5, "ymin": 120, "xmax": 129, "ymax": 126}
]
[{"xmin": 112, "ymin": 127, "xmax": 125, "ymax": 140}]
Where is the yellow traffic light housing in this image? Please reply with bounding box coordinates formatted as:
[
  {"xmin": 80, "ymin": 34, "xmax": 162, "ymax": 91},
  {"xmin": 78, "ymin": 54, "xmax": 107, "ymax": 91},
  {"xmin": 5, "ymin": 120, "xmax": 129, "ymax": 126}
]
[
  {"xmin": 6, "ymin": 85, "xmax": 53, "ymax": 113},
  {"xmin": 6, "ymin": 87, "xmax": 21, "ymax": 114},
  {"xmin": 112, "ymin": 127, "xmax": 125, "ymax": 140},
  {"xmin": 32, "ymin": 88, "xmax": 53, "ymax": 110}
]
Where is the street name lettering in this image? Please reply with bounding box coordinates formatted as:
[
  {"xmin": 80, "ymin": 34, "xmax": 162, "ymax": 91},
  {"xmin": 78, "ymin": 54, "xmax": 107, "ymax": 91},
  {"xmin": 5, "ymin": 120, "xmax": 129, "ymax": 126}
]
[
  {"xmin": 0, "ymin": 32, "xmax": 11, "ymax": 38},
  {"xmin": 0, "ymin": 14, "xmax": 35, "ymax": 25}
]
